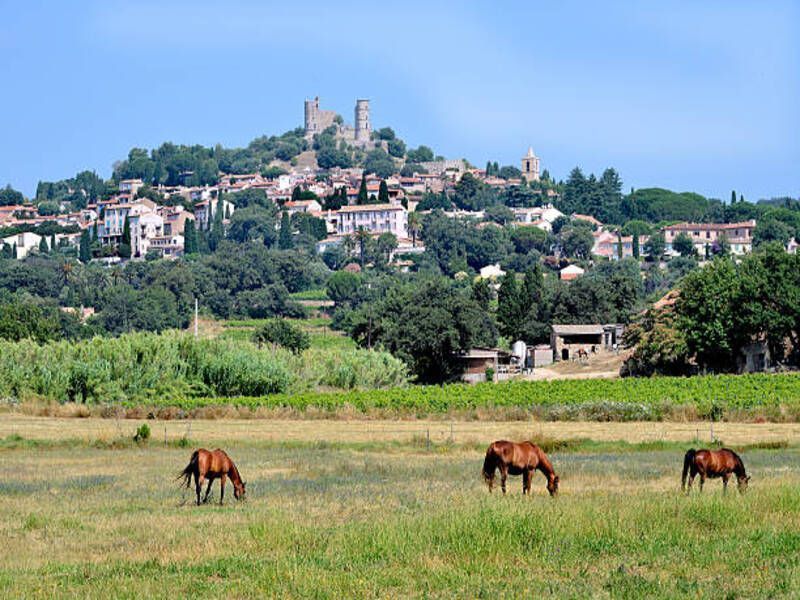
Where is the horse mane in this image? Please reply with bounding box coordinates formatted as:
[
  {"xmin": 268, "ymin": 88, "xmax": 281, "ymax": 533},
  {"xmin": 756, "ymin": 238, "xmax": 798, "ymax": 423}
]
[
  {"xmin": 228, "ymin": 458, "xmax": 243, "ymax": 484},
  {"xmin": 724, "ymin": 448, "xmax": 747, "ymax": 476}
]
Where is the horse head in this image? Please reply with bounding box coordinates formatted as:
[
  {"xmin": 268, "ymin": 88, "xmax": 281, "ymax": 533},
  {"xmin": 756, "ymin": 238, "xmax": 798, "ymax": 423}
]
[
  {"xmin": 547, "ymin": 475, "xmax": 559, "ymax": 497},
  {"xmin": 737, "ymin": 474, "xmax": 750, "ymax": 494},
  {"xmin": 234, "ymin": 480, "xmax": 247, "ymax": 501}
]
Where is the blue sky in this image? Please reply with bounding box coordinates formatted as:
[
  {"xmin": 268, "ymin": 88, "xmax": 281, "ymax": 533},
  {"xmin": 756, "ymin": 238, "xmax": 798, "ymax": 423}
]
[{"xmin": 1, "ymin": 0, "xmax": 798, "ymax": 200}]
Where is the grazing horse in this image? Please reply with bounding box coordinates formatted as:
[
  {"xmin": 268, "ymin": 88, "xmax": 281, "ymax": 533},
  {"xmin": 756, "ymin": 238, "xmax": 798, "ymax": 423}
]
[
  {"xmin": 575, "ymin": 348, "xmax": 589, "ymax": 362},
  {"xmin": 482, "ymin": 440, "xmax": 559, "ymax": 496},
  {"xmin": 682, "ymin": 448, "xmax": 750, "ymax": 494},
  {"xmin": 178, "ymin": 448, "xmax": 246, "ymax": 505}
]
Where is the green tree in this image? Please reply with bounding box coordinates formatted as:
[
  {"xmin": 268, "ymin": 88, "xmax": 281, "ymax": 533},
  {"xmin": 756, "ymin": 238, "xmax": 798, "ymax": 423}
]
[
  {"xmin": 632, "ymin": 233, "xmax": 640, "ymax": 259},
  {"xmin": 644, "ymin": 232, "xmax": 666, "ymax": 260},
  {"xmin": 119, "ymin": 216, "xmax": 132, "ymax": 258},
  {"xmin": 672, "ymin": 232, "xmax": 695, "ymax": 257},
  {"xmin": 278, "ymin": 211, "xmax": 293, "ymax": 249},
  {"xmin": 496, "ymin": 272, "xmax": 523, "ymax": 340},
  {"xmin": 378, "ymin": 179, "xmax": 389, "ymax": 204},
  {"xmin": 471, "ymin": 278, "xmax": 492, "ymax": 311},
  {"xmin": 677, "ymin": 258, "xmax": 738, "ymax": 371},
  {"xmin": 183, "ymin": 219, "xmax": 198, "ymax": 254},
  {"xmin": 252, "ymin": 318, "xmax": 310, "ymax": 354},
  {"xmin": 357, "ymin": 174, "xmax": 368, "ymax": 205},
  {"xmin": 79, "ymin": 229, "xmax": 91, "ymax": 263},
  {"xmin": 39, "ymin": 236, "xmax": 49, "ymax": 254}
]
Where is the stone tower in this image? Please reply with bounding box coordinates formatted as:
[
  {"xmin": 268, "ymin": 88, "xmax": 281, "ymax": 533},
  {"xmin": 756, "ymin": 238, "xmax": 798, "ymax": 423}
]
[
  {"xmin": 354, "ymin": 99, "xmax": 371, "ymax": 144},
  {"xmin": 304, "ymin": 97, "xmax": 320, "ymax": 139},
  {"xmin": 521, "ymin": 147, "xmax": 540, "ymax": 182}
]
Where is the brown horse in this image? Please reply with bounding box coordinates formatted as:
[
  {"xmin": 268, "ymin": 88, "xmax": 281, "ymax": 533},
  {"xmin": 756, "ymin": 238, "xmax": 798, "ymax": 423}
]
[
  {"xmin": 178, "ymin": 448, "xmax": 246, "ymax": 505},
  {"xmin": 482, "ymin": 440, "xmax": 559, "ymax": 496},
  {"xmin": 682, "ymin": 448, "xmax": 750, "ymax": 494}
]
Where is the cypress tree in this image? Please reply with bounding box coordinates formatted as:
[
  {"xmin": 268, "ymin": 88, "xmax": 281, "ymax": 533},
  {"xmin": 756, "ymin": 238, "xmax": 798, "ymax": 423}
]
[
  {"xmin": 357, "ymin": 174, "xmax": 368, "ymax": 205},
  {"xmin": 39, "ymin": 236, "xmax": 49, "ymax": 254},
  {"xmin": 731, "ymin": 190, "xmax": 736, "ymax": 204},
  {"xmin": 278, "ymin": 211, "xmax": 293, "ymax": 249},
  {"xmin": 119, "ymin": 216, "xmax": 132, "ymax": 258},
  {"xmin": 378, "ymin": 180, "xmax": 389, "ymax": 204},
  {"xmin": 632, "ymin": 233, "xmax": 640, "ymax": 259},
  {"xmin": 292, "ymin": 185, "xmax": 301, "ymax": 201},
  {"xmin": 497, "ymin": 272, "xmax": 522, "ymax": 340},
  {"xmin": 183, "ymin": 219, "xmax": 197, "ymax": 254},
  {"xmin": 617, "ymin": 232, "xmax": 623, "ymax": 259},
  {"xmin": 50, "ymin": 234, "xmax": 56, "ymax": 252},
  {"xmin": 79, "ymin": 229, "xmax": 91, "ymax": 263}
]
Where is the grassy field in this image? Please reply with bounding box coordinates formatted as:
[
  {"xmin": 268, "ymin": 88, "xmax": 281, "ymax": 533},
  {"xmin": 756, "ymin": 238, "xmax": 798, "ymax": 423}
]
[{"xmin": 1, "ymin": 418, "xmax": 799, "ymax": 598}]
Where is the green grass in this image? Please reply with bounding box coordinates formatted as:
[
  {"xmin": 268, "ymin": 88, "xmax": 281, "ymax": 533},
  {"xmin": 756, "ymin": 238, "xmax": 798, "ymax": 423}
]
[
  {"xmin": 289, "ymin": 288, "xmax": 330, "ymax": 301},
  {"xmin": 0, "ymin": 438, "xmax": 798, "ymax": 598}
]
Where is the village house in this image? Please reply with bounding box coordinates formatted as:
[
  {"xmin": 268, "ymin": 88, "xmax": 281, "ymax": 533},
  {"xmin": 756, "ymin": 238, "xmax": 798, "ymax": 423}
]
[
  {"xmin": 592, "ymin": 230, "xmax": 649, "ymax": 259},
  {"xmin": 559, "ymin": 264, "xmax": 585, "ymax": 281},
  {"xmin": 335, "ymin": 203, "xmax": 408, "ymax": 238},
  {"xmin": 193, "ymin": 198, "xmax": 235, "ymax": 230},
  {"xmin": 284, "ymin": 199, "xmax": 323, "ymax": 216},
  {"xmin": 1, "ymin": 231, "xmax": 42, "ymax": 258},
  {"xmin": 662, "ymin": 220, "xmax": 755, "ymax": 256}
]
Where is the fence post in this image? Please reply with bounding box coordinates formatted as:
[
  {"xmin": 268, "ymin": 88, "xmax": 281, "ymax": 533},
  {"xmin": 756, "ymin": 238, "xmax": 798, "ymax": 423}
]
[
  {"xmin": 710, "ymin": 422, "xmax": 714, "ymax": 443},
  {"xmin": 164, "ymin": 426, "xmax": 167, "ymax": 447},
  {"xmin": 449, "ymin": 422, "xmax": 454, "ymax": 444},
  {"xmin": 426, "ymin": 428, "xmax": 430, "ymax": 451}
]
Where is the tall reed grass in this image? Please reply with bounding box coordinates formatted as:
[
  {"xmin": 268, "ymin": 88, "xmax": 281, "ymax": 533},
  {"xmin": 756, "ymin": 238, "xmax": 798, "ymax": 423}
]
[{"xmin": 0, "ymin": 332, "xmax": 407, "ymax": 404}]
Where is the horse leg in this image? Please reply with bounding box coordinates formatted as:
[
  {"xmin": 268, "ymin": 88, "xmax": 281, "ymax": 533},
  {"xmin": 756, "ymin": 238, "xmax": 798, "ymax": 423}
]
[
  {"xmin": 522, "ymin": 470, "xmax": 531, "ymax": 495},
  {"xmin": 500, "ymin": 466, "xmax": 508, "ymax": 495},
  {"xmin": 195, "ymin": 474, "xmax": 204, "ymax": 506},
  {"xmin": 699, "ymin": 473, "xmax": 706, "ymax": 492},
  {"xmin": 722, "ymin": 474, "xmax": 730, "ymax": 494},
  {"xmin": 219, "ymin": 474, "xmax": 226, "ymax": 505},
  {"xmin": 687, "ymin": 468, "xmax": 695, "ymax": 493},
  {"xmin": 202, "ymin": 478, "xmax": 213, "ymax": 503}
]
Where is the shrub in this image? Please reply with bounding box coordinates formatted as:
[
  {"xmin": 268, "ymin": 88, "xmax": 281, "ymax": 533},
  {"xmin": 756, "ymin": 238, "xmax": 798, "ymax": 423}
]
[
  {"xmin": 133, "ymin": 423, "xmax": 151, "ymax": 443},
  {"xmin": 252, "ymin": 319, "xmax": 310, "ymax": 354}
]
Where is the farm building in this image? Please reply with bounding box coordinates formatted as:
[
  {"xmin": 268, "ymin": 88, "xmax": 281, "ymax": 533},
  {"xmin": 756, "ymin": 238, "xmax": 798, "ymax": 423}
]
[
  {"xmin": 459, "ymin": 347, "xmax": 514, "ymax": 383},
  {"xmin": 550, "ymin": 324, "xmax": 624, "ymax": 361}
]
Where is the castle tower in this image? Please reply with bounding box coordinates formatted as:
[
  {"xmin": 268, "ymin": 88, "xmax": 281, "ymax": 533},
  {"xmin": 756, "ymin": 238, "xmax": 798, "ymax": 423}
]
[
  {"xmin": 304, "ymin": 97, "xmax": 320, "ymax": 139},
  {"xmin": 521, "ymin": 146, "xmax": 540, "ymax": 182},
  {"xmin": 354, "ymin": 99, "xmax": 371, "ymax": 143}
]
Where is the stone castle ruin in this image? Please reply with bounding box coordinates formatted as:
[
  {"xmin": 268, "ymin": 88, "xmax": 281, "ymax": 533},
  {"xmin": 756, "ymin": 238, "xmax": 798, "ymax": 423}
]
[{"xmin": 303, "ymin": 96, "xmax": 372, "ymax": 147}]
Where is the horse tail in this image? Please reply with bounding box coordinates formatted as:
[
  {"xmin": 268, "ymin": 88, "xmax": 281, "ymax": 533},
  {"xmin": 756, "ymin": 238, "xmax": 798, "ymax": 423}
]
[
  {"xmin": 682, "ymin": 449, "xmax": 696, "ymax": 491},
  {"xmin": 482, "ymin": 444, "xmax": 497, "ymax": 486},
  {"xmin": 177, "ymin": 450, "xmax": 199, "ymax": 488}
]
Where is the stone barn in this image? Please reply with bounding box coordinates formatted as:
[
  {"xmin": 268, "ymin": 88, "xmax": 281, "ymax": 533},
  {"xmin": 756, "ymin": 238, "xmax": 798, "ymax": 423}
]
[{"xmin": 550, "ymin": 324, "xmax": 624, "ymax": 361}]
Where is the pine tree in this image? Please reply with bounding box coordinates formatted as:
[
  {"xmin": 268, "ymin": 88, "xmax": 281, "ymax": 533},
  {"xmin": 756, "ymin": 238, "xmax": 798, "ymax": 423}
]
[
  {"xmin": 357, "ymin": 174, "xmax": 368, "ymax": 205},
  {"xmin": 183, "ymin": 219, "xmax": 197, "ymax": 254},
  {"xmin": 79, "ymin": 229, "xmax": 91, "ymax": 263},
  {"xmin": 378, "ymin": 180, "xmax": 389, "ymax": 204},
  {"xmin": 278, "ymin": 211, "xmax": 293, "ymax": 249}
]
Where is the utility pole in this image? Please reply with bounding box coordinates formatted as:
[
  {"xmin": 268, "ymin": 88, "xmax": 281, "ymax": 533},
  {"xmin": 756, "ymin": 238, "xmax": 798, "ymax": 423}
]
[{"xmin": 194, "ymin": 298, "xmax": 198, "ymax": 338}]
